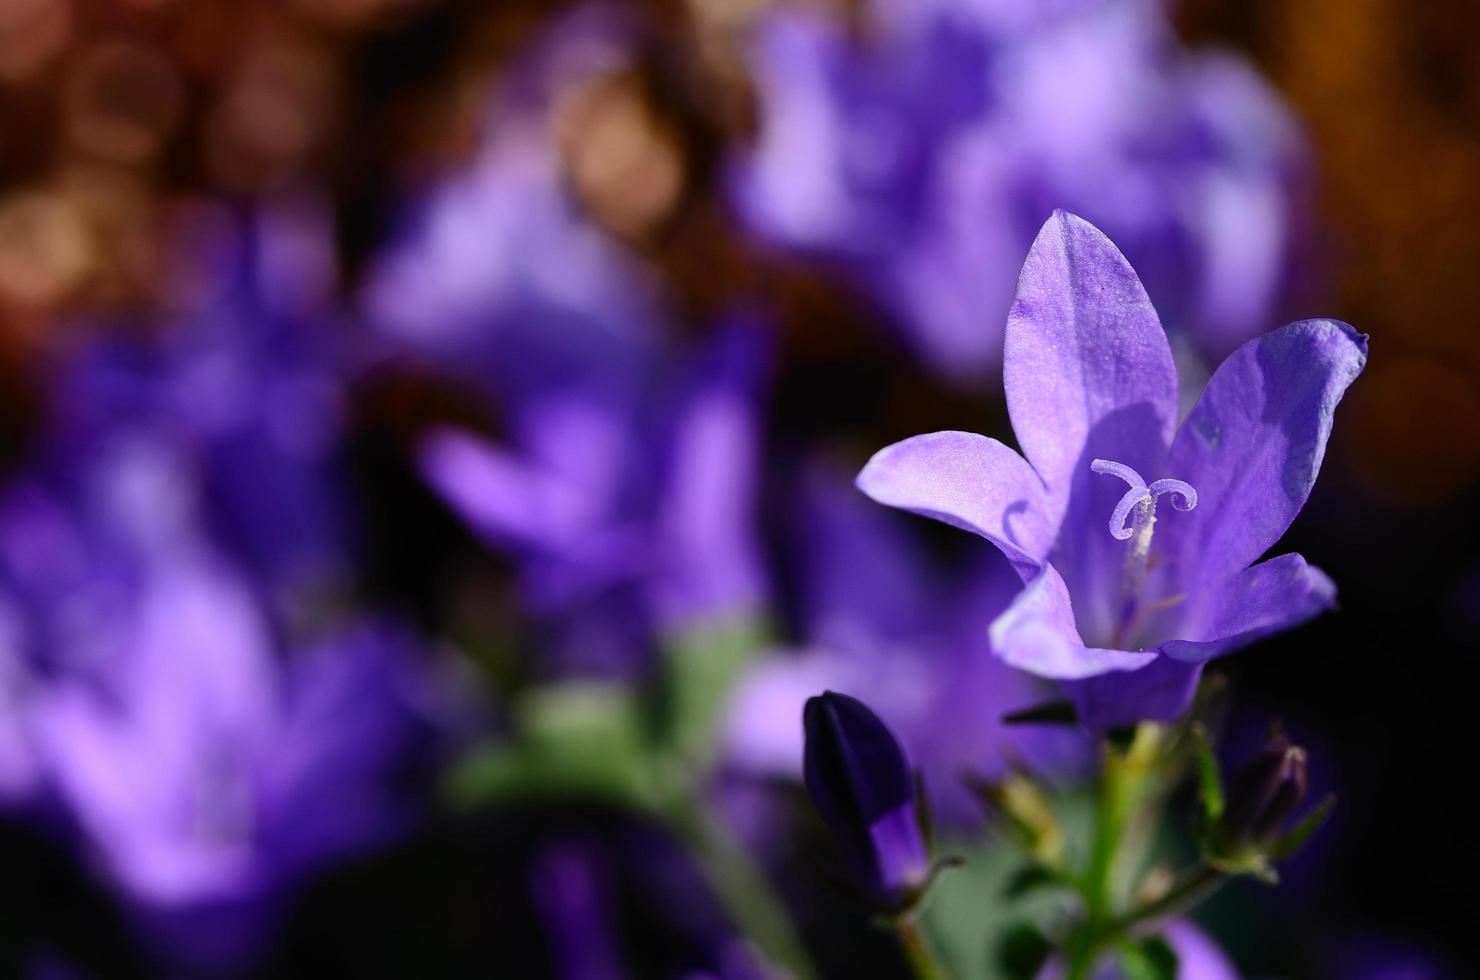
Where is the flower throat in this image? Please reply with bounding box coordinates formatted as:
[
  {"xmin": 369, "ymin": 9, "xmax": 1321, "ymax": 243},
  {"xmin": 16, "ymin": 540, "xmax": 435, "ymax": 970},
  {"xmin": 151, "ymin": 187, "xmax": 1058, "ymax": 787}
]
[{"xmin": 1090, "ymin": 458, "xmax": 1198, "ymax": 648}]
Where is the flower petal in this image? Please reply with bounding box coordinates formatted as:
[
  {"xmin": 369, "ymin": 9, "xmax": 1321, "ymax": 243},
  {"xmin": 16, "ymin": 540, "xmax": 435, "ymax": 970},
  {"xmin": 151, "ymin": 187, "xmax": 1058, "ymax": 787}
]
[
  {"xmin": 1159, "ymin": 553, "xmax": 1335, "ymax": 664},
  {"xmin": 418, "ymin": 427, "xmax": 600, "ymax": 551},
  {"xmin": 1004, "ymin": 210, "xmax": 1179, "ymax": 508},
  {"xmin": 1004, "ymin": 212, "xmax": 1181, "ymax": 639},
  {"xmin": 652, "ymin": 329, "xmax": 767, "ymax": 628},
  {"xmin": 1160, "ymin": 318, "xmax": 1367, "ymax": 595},
  {"xmin": 988, "ymin": 564, "xmax": 1157, "ymax": 679},
  {"xmin": 1062, "ymin": 656, "xmax": 1204, "ymax": 730},
  {"xmin": 855, "ymin": 430, "xmax": 1054, "ymax": 578}
]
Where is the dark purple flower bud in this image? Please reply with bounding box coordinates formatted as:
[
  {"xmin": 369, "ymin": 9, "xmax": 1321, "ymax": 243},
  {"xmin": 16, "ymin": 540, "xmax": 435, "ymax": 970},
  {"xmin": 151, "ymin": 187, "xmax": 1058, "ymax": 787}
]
[
  {"xmin": 1220, "ymin": 734, "xmax": 1309, "ymax": 847},
  {"xmin": 802, "ymin": 691, "xmax": 928, "ymax": 903}
]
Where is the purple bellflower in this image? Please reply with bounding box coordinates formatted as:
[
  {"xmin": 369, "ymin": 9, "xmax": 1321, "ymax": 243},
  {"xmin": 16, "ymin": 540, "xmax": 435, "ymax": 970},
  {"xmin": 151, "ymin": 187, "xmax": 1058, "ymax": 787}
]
[
  {"xmin": 857, "ymin": 211, "xmax": 1366, "ymax": 728},
  {"xmin": 803, "ymin": 691, "xmax": 930, "ymax": 906},
  {"xmin": 734, "ymin": 0, "xmax": 1305, "ymax": 379}
]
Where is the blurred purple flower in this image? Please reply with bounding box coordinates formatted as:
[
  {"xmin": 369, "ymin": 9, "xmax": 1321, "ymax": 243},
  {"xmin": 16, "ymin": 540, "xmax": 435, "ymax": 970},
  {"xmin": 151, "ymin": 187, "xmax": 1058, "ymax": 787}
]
[
  {"xmin": 531, "ymin": 840, "xmax": 626, "ymax": 980},
  {"xmin": 0, "ymin": 313, "xmax": 436, "ymax": 968},
  {"xmin": 734, "ymin": 0, "xmax": 1305, "ymax": 380},
  {"xmin": 858, "ymin": 212, "xmax": 1365, "ymax": 728},
  {"xmin": 362, "ymin": 9, "xmax": 662, "ymax": 381},
  {"xmin": 725, "ymin": 469, "xmax": 1082, "ymax": 822},
  {"xmin": 1326, "ymin": 935, "xmax": 1458, "ymax": 980},
  {"xmin": 420, "ymin": 322, "xmax": 768, "ymax": 676},
  {"xmin": 25, "ymin": 554, "xmax": 431, "ymax": 966},
  {"xmin": 48, "ymin": 203, "xmax": 355, "ymax": 617}
]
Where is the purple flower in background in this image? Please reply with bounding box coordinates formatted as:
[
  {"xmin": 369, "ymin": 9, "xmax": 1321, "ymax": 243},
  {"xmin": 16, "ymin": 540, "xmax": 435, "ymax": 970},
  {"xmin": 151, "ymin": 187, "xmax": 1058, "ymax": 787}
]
[
  {"xmin": 734, "ymin": 0, "xmax": 1305, "ymax": 379},
  {"xmin": 26, "ymin": 554, "xmax": 430, "ymax": 966},
  {"xmin": 725, "ymin": 470, "xmax": 1082, "ymax": 822},
  {"xmin": 362, "ymin": 8, "xmax": 661, "ymax": 381},
  {"xmin": 0, "ymin": 349, "xmax": 435, "ymax": 968},
  {"xmin": 803, "ymin": 691, "xmax": 930, "ymax": 905},
  {"xmin": 858, "ymin": 212, "xmax": 1365, "ymax": 728},
  {"xmin": 420, "ymin": 322, "xmax": 768, "ymax": 676},
  {"xmin": 50, "ymin": 203, "xmax": 355, "ymax": 617}
]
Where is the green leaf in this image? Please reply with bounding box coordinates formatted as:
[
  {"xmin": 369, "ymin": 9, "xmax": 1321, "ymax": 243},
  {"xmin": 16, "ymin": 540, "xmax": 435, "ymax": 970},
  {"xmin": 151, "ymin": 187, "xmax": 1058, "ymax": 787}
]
[
  {"xmin": 1118, "ymin": 937, "xmax": 1179, "ymax": 980},
  {"xmin": 446, "ymin": 682, "xmax": 662, "ymax": 810},
  {"xmin": 655, "ymin": 618, "xmax": 766, "ymax": 764},
  {"xmin": 965, "ymin": 772, "xmax": 1065, "ymax": 869},
  {"xmin": 1191, "ymin": 723, "xmax": 1224, "ymax": 822}
]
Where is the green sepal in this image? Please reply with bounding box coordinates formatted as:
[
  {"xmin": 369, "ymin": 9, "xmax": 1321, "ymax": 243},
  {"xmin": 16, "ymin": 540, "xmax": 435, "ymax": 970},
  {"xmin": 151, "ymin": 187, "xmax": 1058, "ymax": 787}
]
[
  {"xmin": 1271, "ymin": 793, "xmax": 1336, "ymax": 860},
  {"xmin": 1002, "ymin": 699, "xmax": 1079, "ymax": 727},
  {"xmin": 965, "ymin": 770, "xmax": 1066, "ymax": 870}
]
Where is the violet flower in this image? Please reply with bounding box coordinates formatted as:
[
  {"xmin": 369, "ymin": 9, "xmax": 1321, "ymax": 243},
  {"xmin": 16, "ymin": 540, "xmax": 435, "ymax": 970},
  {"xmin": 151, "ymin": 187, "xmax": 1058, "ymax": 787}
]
[
  {"xmin": 803, "ymin": 691, "xmax": 930, "ymax": 906},
  {"xmin": 858, "ymin": 211, "xmax": 1365, "ymax": 728},
  {"xmin": 419, "ymin": 322, "xmax": 768, "ymax": 676},
  {"xmin": 734, "ymin": 0, "xmax": 1305, "ymax": 378}
]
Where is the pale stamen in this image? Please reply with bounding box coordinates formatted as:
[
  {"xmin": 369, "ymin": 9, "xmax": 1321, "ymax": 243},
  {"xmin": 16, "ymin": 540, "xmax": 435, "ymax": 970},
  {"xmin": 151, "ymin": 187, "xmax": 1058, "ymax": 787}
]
[{"xmin": 1090, "ymin": 458, "xmax": 1199, "ymax": 648}]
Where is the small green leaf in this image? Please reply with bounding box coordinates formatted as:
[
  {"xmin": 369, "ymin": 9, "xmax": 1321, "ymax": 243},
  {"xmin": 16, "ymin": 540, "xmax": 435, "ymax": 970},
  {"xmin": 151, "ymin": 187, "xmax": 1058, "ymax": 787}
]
[
  {"xmin": 1272, "ymin": 793, "xmax": 1336, "ymax": 860},
  {"xmin": 1191, "ymin": 723, "xmax": 1224, "ymax": 822},
  {"xmin": 1118, "ymin": 937, "xmax": 1179, "ymax": 980}
]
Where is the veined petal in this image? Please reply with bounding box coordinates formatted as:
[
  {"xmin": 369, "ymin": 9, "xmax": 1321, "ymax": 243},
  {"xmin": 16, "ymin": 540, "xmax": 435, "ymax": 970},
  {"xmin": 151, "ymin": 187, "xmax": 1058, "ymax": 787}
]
[
  {"xmin": 988, "ymin": 564, "xmax": 1156, "ymax": 680},
  {"xmin": 1004, "ymin": 211, "xmax": 1179, "ymax": 509},
  {"xmin": 1161, "ymin": 318, "xmax": 1366, "ymax": 596},
  {"xmin": 1159, "ymin": 553, "xmax": 1335, "ymax": 664},
  {"xmin": 1062, "ymin": 656, "xmax": 1204, "ymax": 731},
  {"xmin": 856, "ymin": 430, "xmax": 1054, "ymax": 579}
]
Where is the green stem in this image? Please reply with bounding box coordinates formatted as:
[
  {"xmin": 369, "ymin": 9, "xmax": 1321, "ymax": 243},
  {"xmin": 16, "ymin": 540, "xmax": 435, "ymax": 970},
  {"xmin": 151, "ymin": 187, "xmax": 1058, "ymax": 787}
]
[
  {"xmin": 671, "ymin": 800, "xmax": 817, "ymax": 980},
  {"xmin": 895, "ymin": 914, "xmax": 950, "ymax": 980},
  {"xmin": 1066, "ymin": 728, "xmax": 1163, "ymax": 980}
]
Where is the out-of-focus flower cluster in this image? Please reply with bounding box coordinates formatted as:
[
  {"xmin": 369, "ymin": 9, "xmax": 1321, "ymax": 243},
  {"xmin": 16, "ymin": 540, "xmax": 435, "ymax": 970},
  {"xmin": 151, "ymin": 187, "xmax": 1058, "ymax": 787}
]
[{"xmin": 0, "ymin": 0, "xmax": 1437, "ymax": 976}]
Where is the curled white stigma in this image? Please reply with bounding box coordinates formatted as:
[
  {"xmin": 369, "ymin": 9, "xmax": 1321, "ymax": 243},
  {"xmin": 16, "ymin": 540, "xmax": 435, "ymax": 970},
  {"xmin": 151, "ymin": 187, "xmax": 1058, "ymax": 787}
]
[{"xmin": 1090, "ymin": 458, "xmax": 1198, "ymax": 540}]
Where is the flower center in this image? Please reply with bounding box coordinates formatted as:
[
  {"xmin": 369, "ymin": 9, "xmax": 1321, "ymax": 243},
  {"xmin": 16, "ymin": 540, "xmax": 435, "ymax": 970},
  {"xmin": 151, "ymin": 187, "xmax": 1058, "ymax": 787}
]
[{"xmin": 1090, "ymin": 458, "xmax": 1198, "ymax": 648}]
